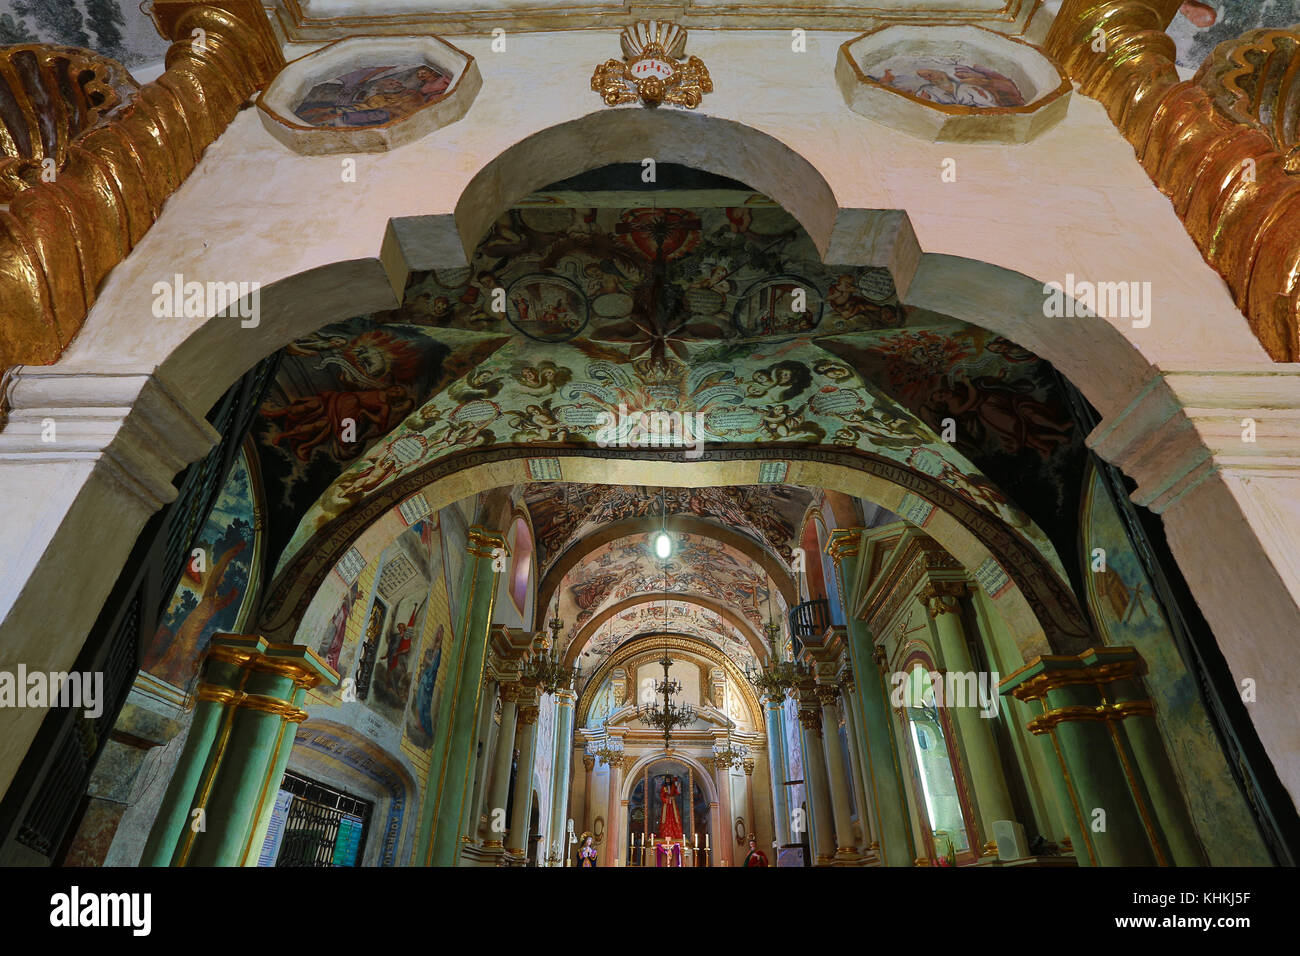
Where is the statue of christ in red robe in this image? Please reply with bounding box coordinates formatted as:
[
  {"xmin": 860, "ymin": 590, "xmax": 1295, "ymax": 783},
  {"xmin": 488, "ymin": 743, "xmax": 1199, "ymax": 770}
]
[{"xmin": 657, "ymin": 776, "xmax": 683, "ymax": 842}]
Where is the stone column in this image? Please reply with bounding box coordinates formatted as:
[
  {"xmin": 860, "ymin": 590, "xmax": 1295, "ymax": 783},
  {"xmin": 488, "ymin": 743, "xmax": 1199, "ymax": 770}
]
[
  {"xmin": 839, "ymin": 679, "xmax": 874, "ymax": 852},
  {"xmin": 1004, "ymin": 647, "xmax": 1204, "ymax": 866},
  {"xmin": 920, "ymin": 581, "xmax": 1016, "ymax": 856},
  {"xmin": 422, "ymin": 527, "xmax": 506, "ymax": 867},
  {"xmin": 604, "ymin": 752, "xmax": 625, "ymax": 866},
  {"xmin": 141, "ymin": 635, "xmax": 337, "ymax": 867},
  {"xmin": 463, "ymin": 678, "xmax": 500, "ymax": 846},
  {"xmin": 827, "ymin": 528, "xmax": 898, "ymax": 862},
  {"xmin": 816, "ymin": 684, "xmax": 861, "ymax": 864},
  {"xmin": 851, "ymin": 637, "xmax": 914, "ymax": 866},
  {"xmin": 798, "ymin": 702, "xmax": 837, "ymax": 866},
  {"xmin": 709, "ymin": 756, "xmax": 734, "ymax": 866},
  {"xmin": 743, "ymin": 757, "xmax": 758, "ymax": 847},
  {"xmin": 483, "ymin": 683, "xmax": 520, "ymax": 851},
  {"xmin": 763, "ymin": 694, "xmax": 791, "ymax": 848},
  {"xmin": 504, "ymin": 701, "xmax": 540, "ymax": 864},
  {"xmin": 546, "ymin": 688, "xmax": 576, "ymax": 865},
  {"xmin": 581, "ymin": 753, "xmax": 596, "ymax": 832}
]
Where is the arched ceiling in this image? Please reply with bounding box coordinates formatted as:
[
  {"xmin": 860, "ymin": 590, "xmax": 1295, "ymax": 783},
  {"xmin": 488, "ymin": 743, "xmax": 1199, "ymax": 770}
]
[
  {"xmin": 252, "ymin": 173, "xmax": 1092, "ymax": 649},
  {"xmin": 524, "ymin": 483, "xmax": 810, "ymax": 570}
]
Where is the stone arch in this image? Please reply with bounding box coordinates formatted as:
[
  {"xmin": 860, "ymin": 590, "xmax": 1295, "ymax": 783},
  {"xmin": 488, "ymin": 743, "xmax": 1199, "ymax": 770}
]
[
  {"xmin": 254, "ymin": 451, "xmax": 1086, "ymax": 664},
  {"xmin": 622, "ymin": 750, "xmax": 719, "ymax": 807},
  {"xmin": 5, "ymin": 106, "xmax": 1294, "ymax": 811}
]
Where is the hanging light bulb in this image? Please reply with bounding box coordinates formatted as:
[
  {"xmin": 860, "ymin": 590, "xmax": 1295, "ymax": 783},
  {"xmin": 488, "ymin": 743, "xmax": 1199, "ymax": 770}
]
[{"xmin": 655, "ymin": 530, "xmax": 672, "ymax": 560}]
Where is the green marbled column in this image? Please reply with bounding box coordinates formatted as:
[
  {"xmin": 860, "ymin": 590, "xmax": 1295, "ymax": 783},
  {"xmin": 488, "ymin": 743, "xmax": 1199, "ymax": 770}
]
[
  {"xmin": 139, "ymin": 635, "xmax": 261, "ymax": 867},
  {"xmin": 186, "ymin": 644, "xmax": 336, "ymax": 867},
  {"xmin": 1003, "ymin": 648, "xmax": 1165, "ymax": 866},
  {"xmin": 423, "ymin": 527, "xmax": 505, "ymax": 867},
  {"xmin": 238, "ymin": 646, "xmax": 339, "ymax": 865},
  {"xmin": 142, "ymin": 636, "xmax": 337, "ymax": 867},
  {"xmin": 922, "ymin": 582, "xmax": 1016, "ymax": 854},
  {"xmin": 849, "ymin": 630, "xmax": 914, "ymax": 866},
  {"xmin": 546, "ymin": 688, "xmax": 576, "ymax": 864}
]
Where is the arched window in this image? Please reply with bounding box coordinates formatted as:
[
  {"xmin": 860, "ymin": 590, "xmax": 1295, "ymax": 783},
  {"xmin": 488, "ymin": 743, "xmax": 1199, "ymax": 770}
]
[{"xmin": 898, "ymin": 653, "xmax": 976, "ymax": 864}]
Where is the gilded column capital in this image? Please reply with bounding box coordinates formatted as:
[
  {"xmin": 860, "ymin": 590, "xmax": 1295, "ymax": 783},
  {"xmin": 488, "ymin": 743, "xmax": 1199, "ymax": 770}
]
[
  {"xmin": 742, "ymin": 757, "xmax": 755, "ymax": 776},
  {"xmin": 499, "ymin": 682, "xmax": 523, "ymax": 704},
  {"xmin": 582, "ymin": 754, "xmax": 596, "ymax": 772},
  {"xmin": 466, "ymin": 526, "xmax": 507, "ymax": 559},
  {"xmin": 518, "ymin": 704, "xmax": 541, "ymax": 726},
  {"xmin": 814, "ymin": 684, "xmax": 841, "ymax": 707},
  {"xmin": 605, "ymin": 751, "xmax": 626, "ymax": 770},
  {"xmin": 798, "ymin": 707, "xmax": 822, "ymax": 734},
  {"xmin": 917, "ymin": 581, "xmax": 965, "ymax": 618},
  {"xmin": 825, "ymin": 529, "xmax": 862, "ymax": 566},
  {"xmin": 1002, "ymin": 646, "xmax": 1148, "ymax": 704}
]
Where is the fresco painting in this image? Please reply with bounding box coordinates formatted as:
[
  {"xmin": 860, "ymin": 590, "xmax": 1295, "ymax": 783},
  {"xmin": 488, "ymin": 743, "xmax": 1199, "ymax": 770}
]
[
  {"xmin": 142, "ymin": 449, "xmax": 259, "ymax": 691},
  {"xmin": 1079, "ymin": 462, "xmax": 1270, "ymax": 865},
  {"xmin": 293, "ymin": 63, "xmax": 453, "ymax": 128},
  {"xmin": 865, "ymin": 56, "xmax": 1026, "ymax": 107}
]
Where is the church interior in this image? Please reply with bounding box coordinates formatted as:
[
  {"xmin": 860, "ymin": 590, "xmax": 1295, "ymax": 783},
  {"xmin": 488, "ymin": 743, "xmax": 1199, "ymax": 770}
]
[{"xmin": 1, "ymin": 0, "xmax": 1299, "ymax": 875}]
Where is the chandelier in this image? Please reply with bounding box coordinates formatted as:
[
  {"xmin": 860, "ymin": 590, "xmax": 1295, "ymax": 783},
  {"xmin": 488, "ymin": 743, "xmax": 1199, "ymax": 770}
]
[
  {"xmin": 712, "ymin": 718, "xmax": 747, "ymax": 771},
  {"xmin": 638, "ymin": 651, "xmax": 696, "ymax": 749},
  {"xmin": 526, "ymin": 610, "xmax": 581, "ymax": 695},
  {"xmin": 591, "ymin": 722, "xmax": 624, "ymax": 765},
  {"xmin": 636, "ymin": 490, "xmax": 695, "ymax": 749},
  {"xmin": 746, "ymin": 604, "xmax": 809, "ymax": 700}
]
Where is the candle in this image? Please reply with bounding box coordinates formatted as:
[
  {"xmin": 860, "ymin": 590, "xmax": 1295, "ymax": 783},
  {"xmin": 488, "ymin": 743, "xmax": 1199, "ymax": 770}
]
[{"xmin": 705, "ymin": 834, "xmax": 710, "ymax": 849}]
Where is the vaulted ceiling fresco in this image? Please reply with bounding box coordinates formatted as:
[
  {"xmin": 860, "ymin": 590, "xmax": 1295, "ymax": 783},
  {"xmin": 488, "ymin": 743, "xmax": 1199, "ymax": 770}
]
[
  {"xmin": 523, "ymin": 483, "xmax": 811, "ymax": 570},
  {"xmin": 551, "ymin": 528, "xmax": 779, "ymax": 647},
  {"xmin": 250, "ymin": 188, "xmax": 1085, "ymax": 622}
]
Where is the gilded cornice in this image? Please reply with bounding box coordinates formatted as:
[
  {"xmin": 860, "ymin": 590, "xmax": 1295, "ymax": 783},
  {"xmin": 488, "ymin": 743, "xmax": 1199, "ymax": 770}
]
[
  {"xmin": 1047, "ymin": 0, "xmax": 1300, "ymax": 361},
  {"xmin": 863, "ymin": 534, "xmax": 963, "ymax": 636},
  {"xmin": 0, "ymin": 1, "xmax": 284, "ymax": 368}
]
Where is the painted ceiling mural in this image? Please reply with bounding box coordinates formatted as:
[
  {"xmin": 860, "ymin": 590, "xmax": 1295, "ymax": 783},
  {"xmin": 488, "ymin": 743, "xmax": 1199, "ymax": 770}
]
[
  {"xmin": 523, "ymin": 482, "xmax": 810, "ymax": 571},
  {"xmin": 279, "ymin": 334, "xmax": 1067, "ymax": 583},
  {"xmin": 256, "ymin": 197, "xmax": 1086, "ymax": 636},
  {"xmin": 256, "ymin": 324, "xmax": 507, "ymax": 576},
  {"xmin": 577, "ymin": 602, "xmax": 760, "ymax": 682},
  {"xmin": 1167, "ymin": 1, "xmax": 1299, "ymax": 71},
  {"xmin": 554, "ymin": 529, "xmax": 778, "ymax": 652}
]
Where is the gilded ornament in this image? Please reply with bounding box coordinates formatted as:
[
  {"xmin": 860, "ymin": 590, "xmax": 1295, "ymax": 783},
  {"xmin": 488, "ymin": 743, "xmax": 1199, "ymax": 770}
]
[{"xmin": 591, "ymin": 20, "xmax": 712, "ymax": 110}]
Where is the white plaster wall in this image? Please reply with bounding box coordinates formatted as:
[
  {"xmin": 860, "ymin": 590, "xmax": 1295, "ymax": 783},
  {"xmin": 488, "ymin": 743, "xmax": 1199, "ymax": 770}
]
[{"xmin": 63, "ymin": 28, "xmax": 1265, "ymax": 389}]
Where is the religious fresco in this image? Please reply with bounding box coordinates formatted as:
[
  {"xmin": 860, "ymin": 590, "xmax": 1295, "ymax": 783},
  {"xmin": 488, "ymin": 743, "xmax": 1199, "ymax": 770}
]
[
  {"xmin": 375, "ymin": 203, "xmax": 911, "ymax": 343},
  {"xmin": 575, "ymin": 599, "xmax": 759, "ymax": 680},
  {"xmin": 559, "ymin": 531, "xmax": 775, "ymax": 630},
  {"xmin": 865, "ymin": 56, "xmax": 1025, "ymax": 107},
  {"xmin": 1168, "ymin": 0, "xmax": 1299, "ymax": 71},
  {"xmin": 278, "ymin": 335, "xmax": 1066, "ymax": 587},
  {"xmin": 142, "ymin": 449, "xmax": 260, "ymax": 691},
  {"xmin": 254, "ymin": 319, "xmax": 506, "ymax": 576},
  {"xmin": 525, "ymin": 483, "xmax": 809, "ymax": 570},
  {"xmin": 292, "ymin": 63, "xmax": 453, "ymax": 128},
  {"xmin": 1078, "ymin": 463, "xmax": 1271, "ymax": 864},
  {"xmin": 820, "ymin": 323, "xmax": 1086, "ymax": 594}
]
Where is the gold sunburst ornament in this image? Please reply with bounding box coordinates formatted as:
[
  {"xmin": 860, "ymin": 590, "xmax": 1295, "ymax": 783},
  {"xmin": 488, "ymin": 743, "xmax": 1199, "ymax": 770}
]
[{"xmin": 591, "ymin": 20, "xmax": 712, "ymax": 109}]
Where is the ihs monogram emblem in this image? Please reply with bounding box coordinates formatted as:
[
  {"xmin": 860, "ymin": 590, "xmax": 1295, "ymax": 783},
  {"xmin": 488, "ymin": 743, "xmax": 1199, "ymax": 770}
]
[{"xmin": 591, "ymin": 20, "xmax": 713, "ymax": 109}]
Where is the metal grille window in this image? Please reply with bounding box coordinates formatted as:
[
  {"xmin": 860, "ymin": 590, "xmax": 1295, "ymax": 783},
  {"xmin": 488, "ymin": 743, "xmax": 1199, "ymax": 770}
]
[{"xmin": 265, "ymin": 772, "xmax": 372, "ymax": 867}]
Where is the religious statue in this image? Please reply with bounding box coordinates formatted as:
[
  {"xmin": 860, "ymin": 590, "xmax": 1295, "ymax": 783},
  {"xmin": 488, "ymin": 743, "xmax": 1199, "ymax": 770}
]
[
  {"xmin": 743, "ymin": 839, "xmax": 769, "ymax": 867},
  {"xmin": 656, "ymin": 775, "xmax": 683, "ymax": 843},
  {"xmin": 578, "ymin": 834, "xmax": 598, "ymax": 868}
]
